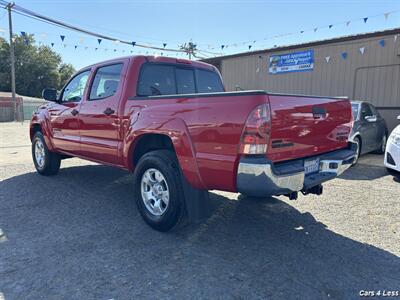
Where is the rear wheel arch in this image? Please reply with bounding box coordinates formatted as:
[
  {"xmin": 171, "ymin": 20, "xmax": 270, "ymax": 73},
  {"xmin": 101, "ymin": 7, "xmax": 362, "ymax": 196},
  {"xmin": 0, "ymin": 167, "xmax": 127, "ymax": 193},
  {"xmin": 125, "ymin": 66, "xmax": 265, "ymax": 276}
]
[
  {"xmin": 130, "ymin": 134, "xmax": 175, "ymax": 168},
  {"xmin": 127, "ymin": 130, "xmax": 205, "ymax": 189}
]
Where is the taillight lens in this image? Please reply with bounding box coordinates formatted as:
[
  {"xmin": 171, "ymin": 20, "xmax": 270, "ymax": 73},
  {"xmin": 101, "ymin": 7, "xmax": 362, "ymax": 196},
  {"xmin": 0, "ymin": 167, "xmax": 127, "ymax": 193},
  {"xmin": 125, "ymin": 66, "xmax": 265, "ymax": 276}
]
[{"xmin": 239, "ymin": 103, "xmax": 271, "ymax": 155}]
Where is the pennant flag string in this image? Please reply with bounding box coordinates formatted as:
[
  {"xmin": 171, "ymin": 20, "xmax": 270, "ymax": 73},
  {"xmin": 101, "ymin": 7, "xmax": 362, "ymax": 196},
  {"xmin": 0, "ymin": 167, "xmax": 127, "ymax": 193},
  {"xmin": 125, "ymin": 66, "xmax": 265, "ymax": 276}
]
[
  {"xmin": 207, "ymin": 9, "xmax": 400, "ymax": 50},
  {"xmin": 3, "ymin": 2, "xmax": 187, "ymax": 53}
]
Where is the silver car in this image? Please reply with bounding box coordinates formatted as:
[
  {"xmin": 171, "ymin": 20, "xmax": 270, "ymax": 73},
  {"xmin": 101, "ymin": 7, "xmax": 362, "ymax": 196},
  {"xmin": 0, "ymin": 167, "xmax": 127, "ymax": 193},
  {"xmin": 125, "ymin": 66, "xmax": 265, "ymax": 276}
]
[{"xmin": 349, "ymin": 101, "xmax": 388, "ymax": 164}]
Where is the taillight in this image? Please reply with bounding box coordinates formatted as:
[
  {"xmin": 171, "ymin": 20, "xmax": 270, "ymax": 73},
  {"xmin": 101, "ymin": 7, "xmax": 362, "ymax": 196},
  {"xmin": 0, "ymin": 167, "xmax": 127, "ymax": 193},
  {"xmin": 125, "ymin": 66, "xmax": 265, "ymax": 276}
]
[{"xmin": 239, "ymin": 103, "xmax": 271, "ymax": 155}]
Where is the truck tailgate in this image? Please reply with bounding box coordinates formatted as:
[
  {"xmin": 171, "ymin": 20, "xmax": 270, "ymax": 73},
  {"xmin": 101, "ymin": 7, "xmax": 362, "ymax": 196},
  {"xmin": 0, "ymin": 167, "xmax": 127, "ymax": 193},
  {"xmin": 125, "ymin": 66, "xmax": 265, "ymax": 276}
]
[{"xmin": 267, "ymin": 94, "xmax": 352, "ymax": 162}]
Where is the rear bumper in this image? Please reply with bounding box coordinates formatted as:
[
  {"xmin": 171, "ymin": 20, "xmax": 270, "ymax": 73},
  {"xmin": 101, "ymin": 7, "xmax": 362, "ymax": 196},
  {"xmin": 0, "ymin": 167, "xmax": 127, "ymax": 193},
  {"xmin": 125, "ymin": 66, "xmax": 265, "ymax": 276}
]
[{"xmin": 237, "ymin": 143, "xmax": 357, "ymax": 197}]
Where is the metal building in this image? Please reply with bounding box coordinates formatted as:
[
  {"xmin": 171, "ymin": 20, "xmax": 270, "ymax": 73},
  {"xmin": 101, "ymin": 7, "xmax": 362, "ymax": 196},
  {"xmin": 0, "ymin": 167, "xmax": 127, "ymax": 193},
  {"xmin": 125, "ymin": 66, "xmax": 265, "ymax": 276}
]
[{"xmin": 204, "ymin": 28, "xmax": 400, "ymax": 132}]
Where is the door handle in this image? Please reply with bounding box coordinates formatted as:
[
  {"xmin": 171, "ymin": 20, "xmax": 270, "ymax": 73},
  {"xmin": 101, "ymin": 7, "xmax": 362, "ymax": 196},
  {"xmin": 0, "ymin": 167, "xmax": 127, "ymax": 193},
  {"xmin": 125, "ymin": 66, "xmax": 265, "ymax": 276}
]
[
  {"xmin": 71, "ymin": 109, "xmax": 79, "ymax": 116},
  {"xmin": 104, "ymin": 107, "xmax": 115, "ymax": 116}
]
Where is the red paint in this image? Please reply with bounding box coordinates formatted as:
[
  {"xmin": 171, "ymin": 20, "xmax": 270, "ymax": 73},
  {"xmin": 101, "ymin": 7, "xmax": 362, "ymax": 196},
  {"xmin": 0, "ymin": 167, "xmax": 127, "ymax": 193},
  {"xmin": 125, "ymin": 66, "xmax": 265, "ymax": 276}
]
[{"xmin": 30, "ymin": 56, "xmax": 353, "ymax": 193}]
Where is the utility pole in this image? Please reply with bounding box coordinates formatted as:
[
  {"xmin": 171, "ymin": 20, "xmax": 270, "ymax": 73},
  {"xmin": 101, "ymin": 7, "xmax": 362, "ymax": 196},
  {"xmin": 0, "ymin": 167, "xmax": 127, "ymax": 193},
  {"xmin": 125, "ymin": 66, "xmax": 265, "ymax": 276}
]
[
  {"xmin": 7, "ymin": 2, "xmax": 18, "ymax": 122},
  {"xmin": 179, "ymin": 42, "xmax": 197, "ymax": 60}
]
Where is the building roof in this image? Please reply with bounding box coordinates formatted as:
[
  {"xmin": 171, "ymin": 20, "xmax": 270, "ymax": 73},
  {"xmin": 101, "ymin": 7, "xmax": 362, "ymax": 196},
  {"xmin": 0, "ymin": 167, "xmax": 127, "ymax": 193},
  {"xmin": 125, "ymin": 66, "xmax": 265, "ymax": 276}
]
[{"xmin": 202, "ymin": 27, "xmax": 400, "ymax": 64}]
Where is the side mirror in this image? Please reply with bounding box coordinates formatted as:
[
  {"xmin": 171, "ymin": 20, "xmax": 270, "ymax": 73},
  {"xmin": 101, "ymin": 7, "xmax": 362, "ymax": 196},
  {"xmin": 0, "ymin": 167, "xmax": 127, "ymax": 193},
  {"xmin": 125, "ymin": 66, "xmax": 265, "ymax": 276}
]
[
  {"xmin": 42, "ymin": 88, "xmax": 58, "ymax": 102},
  {"xmin": 397, "ymin": 115, "xmax": 400, "ymax": 121},
  {"xmin": 365, "ymin": 115, "xmax": 377, "ymax": 123}
]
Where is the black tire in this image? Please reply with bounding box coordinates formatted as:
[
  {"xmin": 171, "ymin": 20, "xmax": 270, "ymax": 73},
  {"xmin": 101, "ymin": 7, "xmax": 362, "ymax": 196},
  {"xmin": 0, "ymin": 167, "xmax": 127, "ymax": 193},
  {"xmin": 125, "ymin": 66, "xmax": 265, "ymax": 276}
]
[
  {"xmin": 352, "ymin": 136, "xmax": 361, "ymax": 166},
  {"xmin": 32, "ymin": 132, "xmax": 61, "ymax": 175},
  {"xmin": 387, "ymin": 167, "xmax": 400, "ymax": 179},
  {"xmin": 373, "ymin": 134, "xmax": 387, "ymax": 154},
  {"xmin": 133, "ymin": 150, "xmax": 186, "ymax": 232}
]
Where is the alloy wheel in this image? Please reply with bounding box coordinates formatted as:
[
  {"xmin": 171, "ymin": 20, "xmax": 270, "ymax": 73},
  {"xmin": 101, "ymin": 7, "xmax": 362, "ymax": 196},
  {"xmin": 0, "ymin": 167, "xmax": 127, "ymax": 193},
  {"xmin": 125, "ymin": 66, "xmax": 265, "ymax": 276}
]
[
  {"xmin": 141, "ymin": 168, "xmax": 170, "ymax": 216},
  {"xmin": 34, "ymin": 139, "xmax": 46, "ymax": 169}
]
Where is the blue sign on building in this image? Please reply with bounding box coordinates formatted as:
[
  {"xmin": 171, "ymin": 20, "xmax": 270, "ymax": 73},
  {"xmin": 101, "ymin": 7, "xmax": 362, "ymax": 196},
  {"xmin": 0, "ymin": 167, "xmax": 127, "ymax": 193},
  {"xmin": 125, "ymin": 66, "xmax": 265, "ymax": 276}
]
[{"xmin": 269, "ymin": 50, "xmax": 314, "ymax": 74}]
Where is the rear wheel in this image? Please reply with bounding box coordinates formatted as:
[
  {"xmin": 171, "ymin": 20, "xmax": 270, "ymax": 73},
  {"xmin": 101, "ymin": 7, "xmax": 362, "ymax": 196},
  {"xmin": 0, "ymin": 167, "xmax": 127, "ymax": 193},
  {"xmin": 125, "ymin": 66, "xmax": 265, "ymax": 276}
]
[
  {"xmin": 32, "ymin": 132, "xmax": 61, "ymax": 175},
  {"xmin": 352, "ymin": 136, "xmax": 361, "ymax": 165},
  {"xmin": 133, "ymin": 150, "xmax": 186, "ymax": 232}
]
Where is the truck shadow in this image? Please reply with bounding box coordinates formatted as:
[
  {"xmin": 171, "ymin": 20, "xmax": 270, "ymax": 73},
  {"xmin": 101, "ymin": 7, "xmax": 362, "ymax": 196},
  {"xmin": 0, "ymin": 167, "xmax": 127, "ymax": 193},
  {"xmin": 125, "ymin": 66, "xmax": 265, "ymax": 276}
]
[{"xmin": 0, "ymin": 165, "xmax": 399, "ymax": 299}]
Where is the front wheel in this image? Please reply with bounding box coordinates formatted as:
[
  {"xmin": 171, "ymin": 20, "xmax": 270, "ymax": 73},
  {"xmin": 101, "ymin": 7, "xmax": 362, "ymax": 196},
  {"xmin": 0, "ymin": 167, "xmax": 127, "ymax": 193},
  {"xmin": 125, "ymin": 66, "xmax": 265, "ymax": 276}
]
[
  {"xmin": 352, "ymin": 136, "xmax": 361, "ymax": 166},
  {"xmin": 32, "ymin": 132, "xmax": 61, "ymax": 175},
  {"xmin": 374, "ymin": 134, "xmax": 387, "ymax": 154},
  {"xmin": 133, "ymin": 150, "xmax": 186, "ymax": 232},
  {"xmin": 386, "ymin": 167, "xmax": 400, "ymax": 179}
]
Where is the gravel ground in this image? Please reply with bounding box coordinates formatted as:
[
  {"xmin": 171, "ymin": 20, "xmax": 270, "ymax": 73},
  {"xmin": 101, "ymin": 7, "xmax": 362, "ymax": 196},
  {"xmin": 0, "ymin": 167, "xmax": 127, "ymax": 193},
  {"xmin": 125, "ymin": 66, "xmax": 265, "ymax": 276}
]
[{"xmin": 0, "ymin": 122, "xmax": 399, "ymax": 300}]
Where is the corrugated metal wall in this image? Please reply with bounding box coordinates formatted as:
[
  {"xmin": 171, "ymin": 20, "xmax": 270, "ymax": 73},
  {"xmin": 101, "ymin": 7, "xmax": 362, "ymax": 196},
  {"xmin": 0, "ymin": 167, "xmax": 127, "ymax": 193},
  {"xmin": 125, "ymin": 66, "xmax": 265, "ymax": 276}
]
[{"xmin": 219, "ymin": 33, "xmax": 400, "ymax": 130}]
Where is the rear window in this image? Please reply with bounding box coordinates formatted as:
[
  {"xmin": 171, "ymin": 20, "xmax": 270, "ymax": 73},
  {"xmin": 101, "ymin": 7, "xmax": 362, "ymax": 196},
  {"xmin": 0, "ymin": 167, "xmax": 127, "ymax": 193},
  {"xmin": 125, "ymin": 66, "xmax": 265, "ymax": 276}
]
[
  {"xmin": 196, "ymin": 69, "xmax": 224, "ymax": 93},
  {"xmin": 137, "ymin": 65, "xmax": 176, "ymax": 96},
  {"xmin": 176, "ymin": 68, "xmax": 196, "ymax": 94},
  {"xmin": 136, "ymin": 63, "xmax": 223, "ymax": 97}
]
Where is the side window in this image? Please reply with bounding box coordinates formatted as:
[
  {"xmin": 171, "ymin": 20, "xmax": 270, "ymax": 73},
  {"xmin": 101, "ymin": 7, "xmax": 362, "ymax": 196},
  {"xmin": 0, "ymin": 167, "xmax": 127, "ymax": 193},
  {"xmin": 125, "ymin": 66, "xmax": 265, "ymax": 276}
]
[
  {"xmin": 89, "ymin": 64, "xmax": 123, "ymax": 100},
  {"xmin": 61, "ymin": 71, "xmax": 90, "ymax": 102},
  {"xmin": 369, "ymin": 104, "xmax": 378, "ymax": 117},
  {"xmin": 361, "ymin": 103, "xmax": 373, "ymax": 119},
  {"xmin": 176, "ymin": 68, "xmax": 195, "ymax": 94},
  {"xmin": 196, "ymin": 69, "xmax": 224, "ymax": 93},
  {"xmin": 137, "ymin": 65, "xmax": 176, "ymax": 96},
  {"xmin": 351, "ymin": 103, "xmax": 360, "ymax": 121}
]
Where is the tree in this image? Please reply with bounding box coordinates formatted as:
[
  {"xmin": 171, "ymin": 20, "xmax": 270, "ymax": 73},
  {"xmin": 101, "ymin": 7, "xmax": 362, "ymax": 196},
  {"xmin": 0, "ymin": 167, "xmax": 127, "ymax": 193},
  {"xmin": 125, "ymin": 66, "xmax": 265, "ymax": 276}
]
[
  {"xmin": 58, "ymin": 63, "xmax": 75, "ymax": 90},
  {"xmin": 0, "ymin": 34, "xmax": 75, "ymax": 98}
]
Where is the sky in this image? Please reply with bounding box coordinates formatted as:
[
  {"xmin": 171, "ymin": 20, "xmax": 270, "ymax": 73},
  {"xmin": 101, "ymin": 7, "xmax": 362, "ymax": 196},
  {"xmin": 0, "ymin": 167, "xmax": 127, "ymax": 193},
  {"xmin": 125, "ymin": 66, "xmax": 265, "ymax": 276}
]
[{"xmin": 0, "ymin": 0, "xmax": 399, "ymax": 69}]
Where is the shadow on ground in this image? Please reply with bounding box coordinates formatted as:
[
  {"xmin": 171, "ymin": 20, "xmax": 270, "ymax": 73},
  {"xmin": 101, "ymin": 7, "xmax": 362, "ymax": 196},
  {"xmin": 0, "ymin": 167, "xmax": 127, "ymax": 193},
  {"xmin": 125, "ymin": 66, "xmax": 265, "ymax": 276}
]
[
  {"xmin": 0, "ymin": 165, "xmax": 399, "ymax": 299},
  {"xmin": 339, "ymin": 155, "xmax": 389, "ymax": 181}
]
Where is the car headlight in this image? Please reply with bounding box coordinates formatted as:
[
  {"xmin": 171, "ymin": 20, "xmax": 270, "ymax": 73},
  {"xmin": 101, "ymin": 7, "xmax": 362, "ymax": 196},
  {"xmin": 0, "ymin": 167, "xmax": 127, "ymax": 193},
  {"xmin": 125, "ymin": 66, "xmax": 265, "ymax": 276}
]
[{"xmin": 390, "ymin": 132, "xmax": 400, "ymax": 146}]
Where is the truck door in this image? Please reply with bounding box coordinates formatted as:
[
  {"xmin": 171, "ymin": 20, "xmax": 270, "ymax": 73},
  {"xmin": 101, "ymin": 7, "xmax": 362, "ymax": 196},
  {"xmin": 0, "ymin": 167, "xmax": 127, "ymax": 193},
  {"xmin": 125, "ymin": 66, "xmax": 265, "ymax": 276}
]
[
  {"xmin": 78, "ymin": 62, "xmax": 125, "ymax": 165},
  {"xmin": 49, "ymin": 70, "xmax": 90, "ymax": 154}
]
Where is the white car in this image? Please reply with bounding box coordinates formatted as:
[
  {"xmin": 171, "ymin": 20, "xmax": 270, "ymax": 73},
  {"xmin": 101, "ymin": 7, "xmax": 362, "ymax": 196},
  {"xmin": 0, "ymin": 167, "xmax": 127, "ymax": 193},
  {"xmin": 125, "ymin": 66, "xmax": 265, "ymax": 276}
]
[{"xmin": 385, "ymin": 116, "xmax": 400, "ymax": 178}]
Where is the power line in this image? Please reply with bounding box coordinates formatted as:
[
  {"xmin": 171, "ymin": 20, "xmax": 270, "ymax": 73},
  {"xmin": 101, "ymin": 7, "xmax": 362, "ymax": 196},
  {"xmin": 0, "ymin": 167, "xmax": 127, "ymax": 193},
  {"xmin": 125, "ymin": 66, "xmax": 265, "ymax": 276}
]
[{"xmin": 0, "ymin": 0, "xmax": 185, "ymax": 53}]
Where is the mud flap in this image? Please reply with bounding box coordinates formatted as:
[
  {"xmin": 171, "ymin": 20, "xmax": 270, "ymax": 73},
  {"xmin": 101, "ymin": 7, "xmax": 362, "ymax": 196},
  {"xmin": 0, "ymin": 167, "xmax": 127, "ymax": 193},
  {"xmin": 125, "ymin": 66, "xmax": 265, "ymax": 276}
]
[{"xmin": 181, "ymin": 177, "xmax": 211, "ymax": 222}]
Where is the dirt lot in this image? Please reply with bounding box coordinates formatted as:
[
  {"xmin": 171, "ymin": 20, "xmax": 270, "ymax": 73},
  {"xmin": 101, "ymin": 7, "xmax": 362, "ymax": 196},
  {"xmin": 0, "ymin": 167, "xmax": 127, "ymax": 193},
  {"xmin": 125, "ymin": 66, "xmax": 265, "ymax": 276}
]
[{"xmin": 0, "ymin": 122, "xmax": 399, "ymax": 300}]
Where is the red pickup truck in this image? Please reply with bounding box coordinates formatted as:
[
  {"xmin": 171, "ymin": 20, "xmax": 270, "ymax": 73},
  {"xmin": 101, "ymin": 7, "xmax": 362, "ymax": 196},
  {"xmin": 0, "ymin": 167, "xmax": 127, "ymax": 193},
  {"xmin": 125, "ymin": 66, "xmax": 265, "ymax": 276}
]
[{"xmin": 31, "ymin": 55, "xmax": 356, "ymax": 231}]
